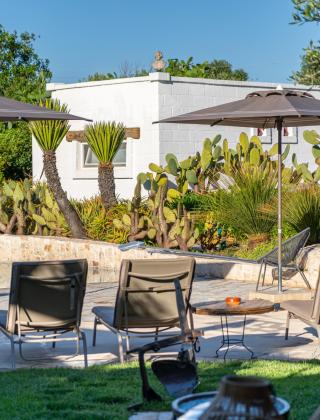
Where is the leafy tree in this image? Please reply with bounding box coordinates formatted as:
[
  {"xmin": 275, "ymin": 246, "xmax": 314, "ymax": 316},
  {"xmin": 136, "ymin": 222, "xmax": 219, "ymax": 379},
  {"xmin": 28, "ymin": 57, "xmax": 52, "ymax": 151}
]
[
  {"xmin": 165, "ymin": 57, "xmax": 248, "ymax": 80},
  {"xmin": 291, "ymin": 41, "xmax": 320, "ymax": 84},
  {"xmin": 84, "ymin": 62, "xmax": 148, "ymax": 82},
  {"xmin": 0, "ymin": 123, "xmax": 32, "ymax": 181},
  {"xmin": 84, "ymin": 121, "xmax": 126, "ymax": 209},
  {"xmin": 29, "ymin": 99, "xmax": 86, "ymax": 239},
  {"xmin": 291, "ymin": 1, "xmax": 320, "ymax": 85},
  {"xmin": 0, "ymin": 25, "xmax": 51, "ymax": 102},
  {"xmin": 85, "ymin": 72, "xmax": 118, "ymax": 82},
  {"xmin": 292, "ymin": 0, "xmax": 320, "ymax": 23},
  {"xmin": 0, "ymin": 25, "xmax": 51, "ymax": 180}
]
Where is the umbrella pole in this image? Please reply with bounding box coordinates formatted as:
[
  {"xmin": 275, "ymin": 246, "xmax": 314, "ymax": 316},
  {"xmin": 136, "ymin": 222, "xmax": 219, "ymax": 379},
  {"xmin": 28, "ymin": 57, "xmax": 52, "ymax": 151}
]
[{"xmin": 277, "ymin": 119, "xmax": 283, "ymax": 293}]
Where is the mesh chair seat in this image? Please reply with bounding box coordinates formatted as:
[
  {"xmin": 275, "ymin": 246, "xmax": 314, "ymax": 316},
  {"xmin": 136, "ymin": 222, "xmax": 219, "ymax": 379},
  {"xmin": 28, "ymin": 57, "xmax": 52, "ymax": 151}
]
[
  {"xmin": 92, "ymin": 257, "xmax": 196, "ymax": 362},
  {"xmin": 0, "ymin": 259, "xmax": 88, "ymax": 369},
  {"xmin": 0, "ymin": 310, "xmax": 7, "ymax": 328},
  {"xmin": 92, "ymin": 305, "xmax": 180, "ymax": 330},
  {"xmin": 281, "ymin": 300, "xmax": 313, "ymax": 320},
  {"xmin": 256, "ymin": 228, "xmax": 311, "ymax": 291},
  {"xmin": 282, "ymin": 270, "xmax": 320, "ymax": 342}
]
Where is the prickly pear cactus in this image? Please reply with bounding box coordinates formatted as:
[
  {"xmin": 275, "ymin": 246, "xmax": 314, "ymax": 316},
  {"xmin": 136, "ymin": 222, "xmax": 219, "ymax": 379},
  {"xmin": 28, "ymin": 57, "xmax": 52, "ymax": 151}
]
[
  {"xmin": 0, "ymin": 180, "xmax": 69, "ymax": 237},
  {"xmin": 297, "ymin": 130, "xmax": 320, "ymax": 183},
  {"xmin": 113, "ymin": 170, "xmax": 200, "ymax": 251},
  {"xmin": 31, "ymin": 184, "xmax": 69, "ymax": 236}
]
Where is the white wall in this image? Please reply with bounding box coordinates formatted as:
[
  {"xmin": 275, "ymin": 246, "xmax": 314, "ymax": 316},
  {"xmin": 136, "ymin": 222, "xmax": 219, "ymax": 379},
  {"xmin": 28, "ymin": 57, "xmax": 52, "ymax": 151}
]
[
  {"xmin": 33, "ymin": 74, "xmax": 160, "ymax": 199},
  {"xmin": 32, "ymin": 73, "xmax": 320, "ymax": 200},
  {"xmin": 158, "ymin": 76, "xmax": 320, "ymax": 169}
]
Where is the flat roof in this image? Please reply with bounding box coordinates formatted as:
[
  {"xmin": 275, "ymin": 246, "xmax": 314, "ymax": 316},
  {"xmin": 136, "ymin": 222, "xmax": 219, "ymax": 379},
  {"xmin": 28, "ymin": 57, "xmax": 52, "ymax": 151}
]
[{"xmin": 47, "ymin": 72, "xmax": 320, "ymax": 93}]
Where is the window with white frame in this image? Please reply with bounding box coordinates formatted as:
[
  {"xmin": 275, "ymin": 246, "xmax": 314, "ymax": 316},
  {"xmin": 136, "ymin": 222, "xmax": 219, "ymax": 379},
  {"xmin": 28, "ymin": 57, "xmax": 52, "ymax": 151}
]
[
  {"xmin": 251, "ymin": 127, "xmax": 272, "ymax": 144},
  {"xmin": 282, "ymin": 127, "xmax": 294, "ymax": 137},
  {"xmin": 250, "ymin": 127, "xmax": 298, "ymax": 145},
  {"xmin": 82, "ymin": 142, "xmax": 127, "ymax": 167}
]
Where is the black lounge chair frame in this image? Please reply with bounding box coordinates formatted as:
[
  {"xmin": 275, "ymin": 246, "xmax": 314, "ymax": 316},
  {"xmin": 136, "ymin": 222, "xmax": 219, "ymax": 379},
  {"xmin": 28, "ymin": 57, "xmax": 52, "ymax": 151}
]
[
  {"xmin": 92, "ymin": 257, "xmax": 196, "ymax": 363},
  {"xmin": 256, "ymin": 228, "xmax": 311, "ymax": 291},
  {"xmin": 0, "ymin": 260, "xmax": 88, "ymax": 369}
]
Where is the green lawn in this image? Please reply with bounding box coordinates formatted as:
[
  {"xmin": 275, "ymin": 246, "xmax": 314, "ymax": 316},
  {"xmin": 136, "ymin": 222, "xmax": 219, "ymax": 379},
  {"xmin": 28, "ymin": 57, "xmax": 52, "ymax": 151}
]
[{"xmin": 0, "ymin": 360, "xmax": 319, "ymax": 419}]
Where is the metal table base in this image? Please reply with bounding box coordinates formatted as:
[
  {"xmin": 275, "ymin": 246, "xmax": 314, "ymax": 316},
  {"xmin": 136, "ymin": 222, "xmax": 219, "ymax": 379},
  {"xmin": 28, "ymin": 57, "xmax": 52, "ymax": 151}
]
[{"xmin": 215, "ymin": 315, "xmax": 254, "ymax": 360}]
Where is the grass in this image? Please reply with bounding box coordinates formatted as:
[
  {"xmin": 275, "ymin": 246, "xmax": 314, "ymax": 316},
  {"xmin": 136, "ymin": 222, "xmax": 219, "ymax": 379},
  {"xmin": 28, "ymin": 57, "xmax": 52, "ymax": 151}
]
[{"xmin": 0, "ymin": 360, "xmax": 319, "ymax": 419}]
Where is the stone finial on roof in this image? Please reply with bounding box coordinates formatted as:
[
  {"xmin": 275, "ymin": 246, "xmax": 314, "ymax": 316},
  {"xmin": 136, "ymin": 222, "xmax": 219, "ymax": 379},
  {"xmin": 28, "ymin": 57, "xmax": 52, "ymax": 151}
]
[{"xmin": 152, "ymin": 51, "xmax": 166, "ymax": 72}]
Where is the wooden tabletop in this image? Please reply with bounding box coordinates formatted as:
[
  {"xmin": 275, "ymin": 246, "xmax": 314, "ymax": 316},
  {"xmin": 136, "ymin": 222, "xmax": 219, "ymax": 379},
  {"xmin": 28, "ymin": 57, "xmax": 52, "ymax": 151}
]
[{"xmin": 191, "ymin": 299, "xmax": 275, "ymax": 316}]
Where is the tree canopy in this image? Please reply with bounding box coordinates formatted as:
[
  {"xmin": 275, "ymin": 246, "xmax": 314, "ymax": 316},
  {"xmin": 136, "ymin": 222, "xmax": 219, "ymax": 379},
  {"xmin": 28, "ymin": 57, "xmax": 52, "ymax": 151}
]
[
  {"xmin": 291, "ymin": 1, "xmax": 320, "ymax": 85},
  {"xmin": 84, "ymin": 57, "xmax": 248, "ymax": 82},
  {"xmin": 164, "ymin": 57, "xmax": 248, "ymax": 80},
  {"xmin": 0, "ymin": 25, "xmax": 51, "ymax": 102},
  {"xmin": 291, "ymin": 41, "xmax": 320, "ymax": 85},
  {"xmin": 292, "ymin": 0, "xmax": 320, "ymax": 23},
  {"xmin": 0, "ymin": 25, "xmax": 51, "ymax": 180}
]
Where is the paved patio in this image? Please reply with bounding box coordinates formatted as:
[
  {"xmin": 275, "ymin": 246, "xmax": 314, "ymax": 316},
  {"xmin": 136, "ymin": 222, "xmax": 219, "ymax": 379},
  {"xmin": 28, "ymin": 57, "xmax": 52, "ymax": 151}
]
[{"xmin": 0, "ymin": 277, "xmax": 318, "ymax": 369}]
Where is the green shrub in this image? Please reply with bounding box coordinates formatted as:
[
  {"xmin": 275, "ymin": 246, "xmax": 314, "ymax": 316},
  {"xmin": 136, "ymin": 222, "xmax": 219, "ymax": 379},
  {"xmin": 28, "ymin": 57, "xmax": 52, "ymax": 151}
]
[
  {"xmin": 213, "ymin": 166, "xmax": 277, "ymax": 238},
  {"xmin": 0, "ymin": 123, "xmax": 32, "ymax": 181},
  {"xmin": 262, "ymin": 184, "xmax": 320, "ymax": 244},
  {"xmin": 73, "ymin": 196, "xmax": 130, "ymax": 243}
]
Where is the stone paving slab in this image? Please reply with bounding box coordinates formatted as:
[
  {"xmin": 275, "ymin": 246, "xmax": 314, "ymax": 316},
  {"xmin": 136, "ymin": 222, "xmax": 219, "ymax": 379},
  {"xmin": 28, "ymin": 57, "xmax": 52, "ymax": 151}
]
[{"xmin": 0, "ymin": 278, "xmax": 318, "ymax": 369}]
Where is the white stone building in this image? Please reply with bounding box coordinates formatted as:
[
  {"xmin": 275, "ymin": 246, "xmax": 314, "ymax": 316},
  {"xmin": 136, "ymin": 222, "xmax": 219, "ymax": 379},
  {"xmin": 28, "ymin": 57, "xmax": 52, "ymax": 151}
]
[{"xmin": 32, "ymin": 73, "xmax": 320, "ymax": 199}]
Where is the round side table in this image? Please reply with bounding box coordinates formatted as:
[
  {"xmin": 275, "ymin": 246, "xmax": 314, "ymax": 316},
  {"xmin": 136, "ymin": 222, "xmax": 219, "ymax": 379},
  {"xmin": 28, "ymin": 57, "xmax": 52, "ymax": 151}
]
[{"xmin": 191, "ymin": 299, "xmax": 275, "ymax": 360}]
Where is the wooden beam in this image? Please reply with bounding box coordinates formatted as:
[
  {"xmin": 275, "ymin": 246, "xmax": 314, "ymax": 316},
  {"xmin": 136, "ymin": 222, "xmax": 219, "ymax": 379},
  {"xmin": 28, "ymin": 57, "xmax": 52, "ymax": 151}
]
[{"xmin": 66, "ymin": 127, "xmax": 140, "ymax": 142}]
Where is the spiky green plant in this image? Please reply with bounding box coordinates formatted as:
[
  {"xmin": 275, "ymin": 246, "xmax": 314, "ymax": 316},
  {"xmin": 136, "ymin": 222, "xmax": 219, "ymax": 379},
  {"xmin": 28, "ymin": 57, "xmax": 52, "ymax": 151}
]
[
  {"xmin": 29, "ymin": 99, "xmax": 86, "ymax": 238},
  {"xmin": 28, "ymin": 99, "xmax": 70, "ymax": 151},
  {"xmin": 213, "ymin": 165, "xmax": 278, "ymax": 238},
  {"xmin": 84, "ymin": 121, "xmax": 126, "ymax": 209},
  {"xmin": 263, "ymin": 184, "xmax": 320, "ymax": 244}
]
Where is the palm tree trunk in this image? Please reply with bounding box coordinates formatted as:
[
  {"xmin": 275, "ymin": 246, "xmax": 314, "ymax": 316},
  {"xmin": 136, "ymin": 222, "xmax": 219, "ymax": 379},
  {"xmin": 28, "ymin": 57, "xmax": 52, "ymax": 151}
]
[
  {"xmin": 43, "ymin": 151, "xmax": 86, "ymax": 239},
  {"xmin": 98, "ymin": 162, "xmax": 117, "ymax": 209}
]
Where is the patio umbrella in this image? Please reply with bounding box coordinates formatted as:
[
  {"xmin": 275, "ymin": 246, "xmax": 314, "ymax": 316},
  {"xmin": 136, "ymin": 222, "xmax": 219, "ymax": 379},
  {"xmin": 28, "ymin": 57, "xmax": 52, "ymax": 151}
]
[
  {"xmin": 0, "ymin": 95, "xmax": 90, "ymax": 121},
  {"xmin": 158, "ymin": 88, "xmax": 320, "ymax": 292}
]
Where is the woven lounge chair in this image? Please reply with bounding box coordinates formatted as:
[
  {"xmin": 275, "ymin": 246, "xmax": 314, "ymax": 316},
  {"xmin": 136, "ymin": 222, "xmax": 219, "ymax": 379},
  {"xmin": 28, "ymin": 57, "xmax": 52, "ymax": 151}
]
[
  {"xmin": 282, "ymin": 269, "xmax": 320, "ymax": 342},
  {"xmin": 0, "ymin": 259, "xmax": 88, "ymax": 369},
  {"xmin": 256, "ymin": 228, "xmax": 311, "ymax": 291},
  {"xmin": 92, "ymin": 257, "xmax": 196, "ymax": 362}
]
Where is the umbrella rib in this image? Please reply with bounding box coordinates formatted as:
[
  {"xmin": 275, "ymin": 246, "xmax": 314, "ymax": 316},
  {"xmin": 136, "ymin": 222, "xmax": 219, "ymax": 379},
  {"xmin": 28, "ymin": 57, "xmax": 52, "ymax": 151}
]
[
  {"xmin": 210, "ymin": 118, "xmax": 224, "ymax": 127},
  {"xmin": 262, "ymin": 118, "xmax": 270, "ymax": 130}
]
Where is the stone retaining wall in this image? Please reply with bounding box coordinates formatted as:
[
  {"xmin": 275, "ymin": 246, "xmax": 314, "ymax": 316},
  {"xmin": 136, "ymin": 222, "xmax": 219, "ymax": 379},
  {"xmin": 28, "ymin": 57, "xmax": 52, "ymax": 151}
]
[{"xmin": 0, "ymin": 235, "xmax": 318, "ymax": 288}]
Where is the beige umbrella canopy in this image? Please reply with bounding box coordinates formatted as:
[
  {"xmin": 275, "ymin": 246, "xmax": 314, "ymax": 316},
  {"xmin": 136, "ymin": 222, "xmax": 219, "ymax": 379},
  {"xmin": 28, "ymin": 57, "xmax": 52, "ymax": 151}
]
[
  {"xmin": 158, "ymin": 88, "xmax": 320, "ymax": 292},
  {"xmin": 0, "ymin": 95, "xmax": 90, "ymax": 121}
]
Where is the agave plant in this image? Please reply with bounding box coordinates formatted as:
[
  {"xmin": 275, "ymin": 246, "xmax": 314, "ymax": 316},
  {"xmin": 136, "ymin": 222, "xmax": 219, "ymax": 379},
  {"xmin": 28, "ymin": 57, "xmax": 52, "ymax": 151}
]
[
  {"xmin": 84, "ymin": 121, "xmax": 126, "ymax": 209},
  {"xmin": 29, "ymin": 99, "xmax": 86, "ymax": 238}
]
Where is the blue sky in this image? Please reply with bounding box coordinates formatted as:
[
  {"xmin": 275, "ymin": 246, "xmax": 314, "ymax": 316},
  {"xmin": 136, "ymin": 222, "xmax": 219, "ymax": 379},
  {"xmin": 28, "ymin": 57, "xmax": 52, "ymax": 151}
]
[{"xmin": 1, "ymin": 0, "xmax": 319, "ymax": 84}]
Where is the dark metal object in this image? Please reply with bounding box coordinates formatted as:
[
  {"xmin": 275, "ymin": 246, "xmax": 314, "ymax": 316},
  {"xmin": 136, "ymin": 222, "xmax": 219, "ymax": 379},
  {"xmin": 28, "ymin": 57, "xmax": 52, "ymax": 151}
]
[
  {"xmin": 157, "ymin": 88, "xmax": 320, "ymax": 293},
  {"xmin": 152, "ymin": 354, "xmax": 198, "ymax": 397},
  {"xmin": 215, "ymin": 315, "xmax": 254, "ymax": 361},
  {"xmin": 0, "ymin": 95, "xmax": 90, "ymax": 121},
  {"xmin": 200, "ymin": 375, "xmax": 290, "ymax": 419},
  {"xmin": 256, "ymin": 228, "xmax": 311, "ymax": 291},
  {"xmin": 128, "ymin": 279, "xmax": 200, "ymax": 409},
  {"xmin": 192, "ymin": 299, "xmax": 275, "ymax": 361}
]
